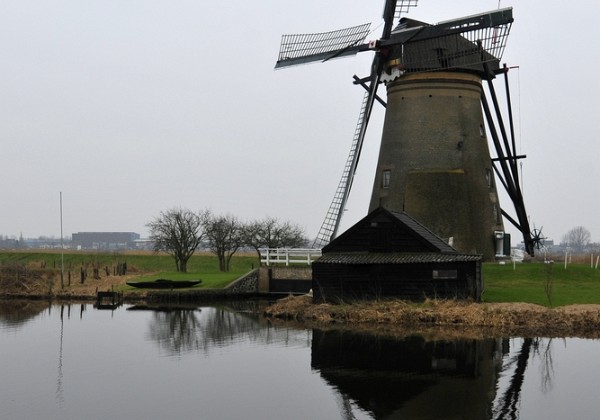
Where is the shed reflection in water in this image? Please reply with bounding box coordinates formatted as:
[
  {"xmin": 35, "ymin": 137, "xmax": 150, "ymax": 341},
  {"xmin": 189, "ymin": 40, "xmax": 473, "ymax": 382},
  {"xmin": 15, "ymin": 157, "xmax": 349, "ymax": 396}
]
[{"xmin": 311, "ymin": 329, "xmax": 503, "ymax": 419}]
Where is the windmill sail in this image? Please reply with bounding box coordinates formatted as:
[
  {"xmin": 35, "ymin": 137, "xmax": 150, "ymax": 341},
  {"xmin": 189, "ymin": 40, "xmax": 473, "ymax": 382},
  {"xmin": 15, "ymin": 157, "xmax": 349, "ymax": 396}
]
[
  {"xmin": 275, "ymin": 23, "xmax": 371, "ymax": 69},
  {"xmin": 312, "ymin": 2, "xmax": 403, "ymax": 247},
  {"xmin": 393, "ymin": 0, "xmax": 418, "ymax": 20},
  {"xmin": 384, "ymin": 9, "xmax": 513, "ymax": 75},
  {"xmin": 313, "ymin": 90, "xmax": 373, "ymax": 248}
]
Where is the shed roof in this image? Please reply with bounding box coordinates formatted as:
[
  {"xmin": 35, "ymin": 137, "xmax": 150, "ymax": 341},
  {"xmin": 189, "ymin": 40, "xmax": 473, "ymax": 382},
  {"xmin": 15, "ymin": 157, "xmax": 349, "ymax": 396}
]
[
  {"xmin": 323, "ymin": 207, "xmax": 459, "ymax": 254},
  {"xmin": 388, "ymin": 209, "xmax": 457, "ymax": 253},
  {"xmin": 315, "ymin": 252, "xmax": 481, "ymax": 265}
]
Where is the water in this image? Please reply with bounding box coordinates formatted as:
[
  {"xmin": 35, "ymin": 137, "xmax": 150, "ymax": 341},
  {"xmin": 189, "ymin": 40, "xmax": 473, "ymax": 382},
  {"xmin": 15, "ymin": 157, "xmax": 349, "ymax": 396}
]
[{"xmin": 1, "ymin": 300, "xmax": 599, "ymax": 420}]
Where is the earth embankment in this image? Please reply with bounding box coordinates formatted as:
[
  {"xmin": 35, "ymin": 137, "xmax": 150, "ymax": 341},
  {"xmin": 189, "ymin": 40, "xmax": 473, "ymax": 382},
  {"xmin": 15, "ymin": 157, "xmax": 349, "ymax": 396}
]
[{"xmin": 264, "ymin": 295, "xmax": 600, "ymax": 338}]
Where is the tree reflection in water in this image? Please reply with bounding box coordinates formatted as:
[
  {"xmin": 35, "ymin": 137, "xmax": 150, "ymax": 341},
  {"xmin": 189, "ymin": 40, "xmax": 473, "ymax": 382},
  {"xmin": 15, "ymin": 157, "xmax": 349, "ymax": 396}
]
[
  {"xmin": 535, "ymin": 338, "xmax": 558, "ymax": 394},
  {"xmin": 146, "ymin": 308, "xmax": 203, "ymax": 355},
  {"xmin": 0, "ymin": 300, "xmax": 48, "ymax": 330},
  {"xmin": 143, "ymin": 302, "xmax": 309, "ymax": 356}
]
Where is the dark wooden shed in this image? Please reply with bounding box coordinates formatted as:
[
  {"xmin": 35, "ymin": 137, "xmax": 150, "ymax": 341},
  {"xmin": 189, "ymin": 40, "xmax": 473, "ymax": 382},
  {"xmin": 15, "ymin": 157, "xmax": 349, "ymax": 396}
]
[{"xmin": 312, "ymin": 207, "xmax": 482, "ymax": 302}]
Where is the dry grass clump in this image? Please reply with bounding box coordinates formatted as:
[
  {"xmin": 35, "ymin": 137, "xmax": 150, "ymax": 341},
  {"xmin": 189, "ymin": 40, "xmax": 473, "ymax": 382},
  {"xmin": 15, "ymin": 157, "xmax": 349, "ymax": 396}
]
[
  {"xmin": 0, "ymin": 263, "xmax": 55, "ymax": 295},
  {"xmin": 0, "ymin": 262, "xmax": 139, "ymax": 299},
  {"xmin": 264, "ymin": 295, "xmax": 600, "ymax": 338},
  {"xmin": 554, "ymin": 304, "xmax": 600, "ymax": 333}
]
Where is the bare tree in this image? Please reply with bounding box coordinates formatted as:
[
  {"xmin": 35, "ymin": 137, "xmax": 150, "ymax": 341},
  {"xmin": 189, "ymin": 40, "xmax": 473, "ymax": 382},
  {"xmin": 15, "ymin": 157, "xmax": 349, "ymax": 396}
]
[
  {"xmin": 562, "ymin": 226, "xmax": 591, "ymax": 253},
  {"xmin": 201, "ymin": 210, "xmax": 244, "ymax": 272},
  {"xmin": 243, "ymin": 216, "xmax": 308, "ymax": 261},
  {"xmin": 147, "ymin": 208, "xmax": 203, "ymax": 272}
]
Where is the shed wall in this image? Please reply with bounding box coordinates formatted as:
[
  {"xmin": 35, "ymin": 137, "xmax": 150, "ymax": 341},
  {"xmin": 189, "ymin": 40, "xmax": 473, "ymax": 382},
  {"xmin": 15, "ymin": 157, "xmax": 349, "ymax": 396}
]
[{"xmin": 312, "ymin": 261, "xmax": 481, "ymax": 302}]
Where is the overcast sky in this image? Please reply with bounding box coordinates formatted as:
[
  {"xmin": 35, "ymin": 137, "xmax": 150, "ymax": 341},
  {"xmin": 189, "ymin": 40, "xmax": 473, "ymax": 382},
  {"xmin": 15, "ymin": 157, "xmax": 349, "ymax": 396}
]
[{"xmin": 1, "ymin": 0, "xmax": 598, "ymax": 245}]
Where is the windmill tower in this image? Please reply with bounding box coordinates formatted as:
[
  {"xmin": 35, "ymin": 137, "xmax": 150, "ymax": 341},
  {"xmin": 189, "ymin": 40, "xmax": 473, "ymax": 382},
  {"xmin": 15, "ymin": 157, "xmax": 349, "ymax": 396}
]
[{"xmin": 276, "ymin": 1, "xmax": 536, "ymax": 260}]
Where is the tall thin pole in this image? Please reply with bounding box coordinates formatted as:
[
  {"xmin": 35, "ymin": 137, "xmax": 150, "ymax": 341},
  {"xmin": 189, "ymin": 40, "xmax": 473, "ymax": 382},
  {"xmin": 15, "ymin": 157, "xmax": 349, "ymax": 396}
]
[{"xmin": 60, "ymin": 192, "xmax": 64, "ymax": 288}]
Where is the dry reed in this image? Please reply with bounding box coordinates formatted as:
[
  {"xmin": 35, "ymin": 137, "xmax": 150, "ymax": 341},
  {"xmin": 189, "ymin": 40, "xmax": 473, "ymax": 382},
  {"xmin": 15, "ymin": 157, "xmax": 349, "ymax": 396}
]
[{"xmin": 264, "ymin": 295, "xmax": 600, "ymax": 338}]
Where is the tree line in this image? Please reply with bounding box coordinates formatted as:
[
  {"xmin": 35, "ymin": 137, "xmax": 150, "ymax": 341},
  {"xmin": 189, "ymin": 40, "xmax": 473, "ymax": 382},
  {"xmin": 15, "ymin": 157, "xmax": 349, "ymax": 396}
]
[
  {"xmin": 561, "ymin": 226, "xmax": 593, "ymax": 253},
  {"xmin": 146, "ymin": 208, "xmax": 307, "ymax": 272}
]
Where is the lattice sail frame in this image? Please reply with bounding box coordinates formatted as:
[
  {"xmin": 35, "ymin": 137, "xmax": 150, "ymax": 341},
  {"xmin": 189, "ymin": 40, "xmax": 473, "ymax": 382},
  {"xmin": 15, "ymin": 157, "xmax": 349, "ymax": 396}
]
[
  {"xmin": 275, "ymin": 23, "xmax": 371, "ymax": 68},
  {"xmin": 398, "ymin": 22, "xmax": 512, "ymax": 74},
  {"xmin": 312, "ymin": 90, "xmax": 372, "ymax": 248},
  {"xmin": 383, "ymin": 8, "xmax": 513, "ymax": 76},
  {"xmin": 394, "ymin": 0, "xmax": 419, "ymax": 19}
]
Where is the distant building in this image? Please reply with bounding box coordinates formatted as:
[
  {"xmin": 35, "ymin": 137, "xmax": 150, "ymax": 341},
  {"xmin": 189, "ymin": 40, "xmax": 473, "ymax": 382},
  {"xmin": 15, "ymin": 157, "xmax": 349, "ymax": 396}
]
[
  {"xmin": 71, "ymin": 232, "xmax": 140, "ymax": 250},
  {"xmin": 0, "ymin": 237, "xmax": 20, "ymax": 249}
]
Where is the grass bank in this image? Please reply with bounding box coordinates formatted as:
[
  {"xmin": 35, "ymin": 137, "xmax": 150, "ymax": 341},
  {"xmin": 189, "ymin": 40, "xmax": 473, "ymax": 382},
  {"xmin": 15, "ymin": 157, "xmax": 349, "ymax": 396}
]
[
  {"xmin": 483, "ymin": 261, "xmax": 600, "ymax": 306},
  {"xmin": 263, "ymin": 261, "xmax": 600, "ymax": 337},
  {"xmin": 0, "ymin": 250, "xmax": 259, "ymax": 296},
  {"xmin": 3, "ymin": 251, "xmax": 600, "ymax": 307},
  {"xmin": 4, "ymin": 251, "xmax": 600, "ymax": 335}
]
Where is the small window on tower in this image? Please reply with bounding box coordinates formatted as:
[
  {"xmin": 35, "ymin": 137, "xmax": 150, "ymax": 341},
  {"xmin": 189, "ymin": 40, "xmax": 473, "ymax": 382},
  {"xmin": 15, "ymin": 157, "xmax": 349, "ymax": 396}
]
[
  {"xmin": 493, "ymin": 203, "xmax": 501, "ymax": 224},
  {"xmin": 382, "ymin": 170, "xmax": 391, "ymax": 188},
  {"xmin": 485, "ymin": 168, "xmax": 493, "ymax": 188}
]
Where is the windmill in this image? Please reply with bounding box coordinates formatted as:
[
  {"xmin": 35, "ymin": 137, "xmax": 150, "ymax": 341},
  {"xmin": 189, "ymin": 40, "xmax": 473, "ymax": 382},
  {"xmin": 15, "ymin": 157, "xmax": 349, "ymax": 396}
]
[{"xmin": 275, "ymin": 1, "xmax": 537, "ymax": 259}]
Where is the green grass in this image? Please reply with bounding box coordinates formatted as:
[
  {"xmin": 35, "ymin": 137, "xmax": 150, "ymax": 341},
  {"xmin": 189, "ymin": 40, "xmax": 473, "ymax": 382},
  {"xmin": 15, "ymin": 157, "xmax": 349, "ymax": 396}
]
[
  {"xmin": 483, "ymin": 262, "xmax": 600, "ymax": 306},
  {"xmin": 0, "ymin": 250, "xmax": 258, "ymax": 289},
  {"xmin": 128, "ymin": 271, "xmax": 243, "ymax": 289},
  {"xmin": 0, "ymin": 251, "xmax": 257, "ymax": 273}
]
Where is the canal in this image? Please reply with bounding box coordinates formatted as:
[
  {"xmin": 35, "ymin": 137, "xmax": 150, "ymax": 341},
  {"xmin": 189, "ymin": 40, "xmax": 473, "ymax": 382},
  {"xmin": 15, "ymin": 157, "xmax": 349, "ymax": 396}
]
[{"xmin": 1, "ymin": 300, "xmax": 598, "ymax": 419}]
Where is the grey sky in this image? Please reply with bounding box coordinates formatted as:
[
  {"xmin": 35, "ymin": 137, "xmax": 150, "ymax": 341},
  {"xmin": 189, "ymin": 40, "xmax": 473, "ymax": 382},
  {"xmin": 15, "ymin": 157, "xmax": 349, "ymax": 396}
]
[{"xmin": 1, "ymin": 1, "xmax": 598, "ymax": 245}]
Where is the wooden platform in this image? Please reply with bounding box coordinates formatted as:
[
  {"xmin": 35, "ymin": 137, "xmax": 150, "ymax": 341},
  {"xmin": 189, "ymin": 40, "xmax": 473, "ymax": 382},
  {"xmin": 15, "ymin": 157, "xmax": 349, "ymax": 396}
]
[{"xmin": 95, "ymin": 291, "xmax": 123, "ymax": 310}]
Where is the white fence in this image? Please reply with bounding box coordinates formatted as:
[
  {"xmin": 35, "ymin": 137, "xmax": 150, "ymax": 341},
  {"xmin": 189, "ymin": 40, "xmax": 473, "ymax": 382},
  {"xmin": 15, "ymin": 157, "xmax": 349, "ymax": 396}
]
[{"xmin": 259, "ymin": 248, "xmax": 322, "ymax": 266}]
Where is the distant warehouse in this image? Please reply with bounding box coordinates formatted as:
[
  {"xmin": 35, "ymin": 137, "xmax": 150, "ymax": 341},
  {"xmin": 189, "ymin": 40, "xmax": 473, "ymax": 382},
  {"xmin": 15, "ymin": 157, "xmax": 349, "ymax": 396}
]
[{"xmin": 71, "ymin": 232, "xmax": 140, "ymax": 250}]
